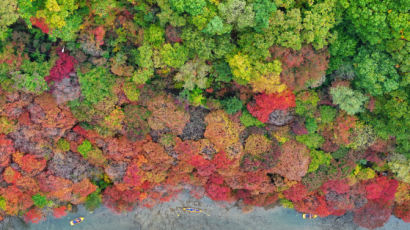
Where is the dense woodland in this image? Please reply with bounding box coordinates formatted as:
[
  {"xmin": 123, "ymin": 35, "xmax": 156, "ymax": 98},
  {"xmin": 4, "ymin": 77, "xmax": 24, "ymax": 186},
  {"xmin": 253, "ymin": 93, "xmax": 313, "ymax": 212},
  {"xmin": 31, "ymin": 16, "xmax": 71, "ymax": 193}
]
[{"xmin": 0, "ymin": 0, "xmax": 409, "ymax": 229}]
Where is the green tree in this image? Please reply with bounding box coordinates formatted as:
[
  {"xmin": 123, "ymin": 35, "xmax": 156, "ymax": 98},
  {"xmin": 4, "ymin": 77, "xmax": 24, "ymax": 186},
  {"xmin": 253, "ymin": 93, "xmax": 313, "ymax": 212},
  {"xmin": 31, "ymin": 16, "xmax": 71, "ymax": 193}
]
[
  {"xmin": 330, "ymin": 86, "xmax": 368, "ymax": 115},
  {"xmin": 78, "ymin": 67, "xmax": 116, "ymax": 105},
  {"xmin": 308, "ymin": 149, "xmax": 332, "ymax": 173},
  {"xmin": 32, "ymin": 194, "xmax": 51, "ymax": 208},
  {"xmin": 221, "ymin": 97, "xmax": 242, "ymax": 115},
  {"xmin": 160, "ymin": 43, "xmax": 189, "ymax": 68},
  {"xmin": 353, "ymin": 47, "xmax": 400, "ymax": 96},
  {"xmin": 0, "ymin": 0, "xmax": 19, "ymax": 41},
  {"xmin": 78, "ymin": 140, "xmax": 92, "ymax": 158}
]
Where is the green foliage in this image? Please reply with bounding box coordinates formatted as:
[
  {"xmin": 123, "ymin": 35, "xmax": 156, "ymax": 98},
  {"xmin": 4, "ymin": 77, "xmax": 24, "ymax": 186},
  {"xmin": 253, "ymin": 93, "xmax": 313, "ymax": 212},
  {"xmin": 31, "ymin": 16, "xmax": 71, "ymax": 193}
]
[
  {"xmin": 330, "ymin": 86, "xmax": 368, "ymax": 115},
  {"xmin": 57, "ymin": 138, "xmax": 70, "ymax": 152},
  {"xmin": 308, "ymin": 149, "xmax": 332, "ymax": 173},
  {"xmin": 32, "ymin": 194, "xmax": 51, "ymax": 208},
  {"xmin": 170, "ymin": 0, "xmax": 206, "ymax": 16},
  {"xmin": 203, "ymin": 16, "xmax": 232, "ymax": 35},
  {"xmin": 85, "ymin": 191, "xmax": 102, "ymax": 211},
  {"xmin": 295, "ymin": 91, "xmax": 320, "ymax": 117},
  {"xmin": 212, "ymin": 61, "xmax": 233, "ymax": 83},
  {"xmin": 123, "ymin": 81, "xmax": 140, "ymax": 102},
  {"xmin": 78, "ymin": 67, "xmax": 116, "ymax": 105},
  {"xmin": 361, "ymin": 89, "xmax": 409, "ymax": 158},
  {"xmin": 345, "ymin": 0, "xmax": 409, "ymax": 46},
  {"xmin": 218, "ymin": 0, "xmax": 255, "ymax": 30},
  {"xmin": 319, "ymin": 106, "xmax": 337, "ymax": 124},
  {"xmin": 279, "ymin": 199, "xmax": 294, "ymax": 209},
  {"xmin": 0, "ymin": 196, "xmax": 5, "ymax": 210},
  {"xmin": 253, "ymin": 0, "xmax": 277, "ymax": 32},
  {"xmin": 221, "ymin": 97, "xmax": 242, "ymax": 115},
  {"xmin": 353, "ymin": 47, "xmax": 400, "ymax": 96},
  {"xmin": 0, "ymin": 0, "xmax": 19, "ymax": 41},
  {"xmin": 174, "ymin": 58, "xmax": 210, "ymax": 90},
  {"xmin": 296, "ymin": 133, "xmax": 325, "ymax": 149},
  {"xmin": 240, "ymin": 110, "xmax": 265, "ymax": 128},
  {"xmin": 305, "ymin": 117, "xmax": 317, "ymax": 133},
  {"xmin": 160, "ymin": 43, "xmax": 189, "ymax": 68},
  {"xmin": 144, "ymin": 25, "xmax": 165, "ymax": 47},
  {"xmin": 180, "ymin": 87, "xmax": 206, "ymax": 107},
  {"xmin": 78, "ymin": 140, "xmax": 92, "ymax": 158}
]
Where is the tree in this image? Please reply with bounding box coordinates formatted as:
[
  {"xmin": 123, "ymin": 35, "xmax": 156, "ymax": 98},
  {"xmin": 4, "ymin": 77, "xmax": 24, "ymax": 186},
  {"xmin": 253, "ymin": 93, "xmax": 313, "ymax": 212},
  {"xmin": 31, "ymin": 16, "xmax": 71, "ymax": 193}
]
[
  {"xmin": 77, "ymin": 67, "xmax": 116, "ymax": 105},
  {"xmin": 353, "ymin": 47, "xmax": 400, "ymax": 96},
  {"xmin": 273, "ymin": 140, "xmax": 310, "ymax": 181},
  {"xmin": 247, "ymin": 90, "xmax": 296, "ymax": 123},
  {"xmin": 45, "ymin": 50, "xmax": 77, "ymax": 82},
  {"xmin": 330, "ymin": 86, "xmax": 368, "ymax": 115},
  {"xmin": 0, "ymin": 0, "xmax": 19, "ymax": 40}
]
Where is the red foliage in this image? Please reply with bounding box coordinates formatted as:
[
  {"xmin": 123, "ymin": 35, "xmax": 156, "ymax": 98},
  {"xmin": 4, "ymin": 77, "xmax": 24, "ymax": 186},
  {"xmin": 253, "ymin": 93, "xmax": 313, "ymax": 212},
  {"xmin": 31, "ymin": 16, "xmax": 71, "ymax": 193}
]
[
  {"xmin": 30, "ymin": 17, "xmax": 50, "ymax": 34},
  {"xmin": 273, "ymin": 140, "xmax": 310, "ymax": 181},
  {"xmin": 294, "ymin": 194, "xmax": 333, "ymax": 218},
  {"xmin": 53, "ymin": 206, "xmax": 67, "ymax": 218},
  {"xmin": 45, "ymin": 51, "xmax": 77, "ymax": 82},
  {"xmin": 205, "ymin": 174, "xmax": 233, "ymax": 202},
  {"xmin": 270, "ymin": 45, "xmax": 329, "ymax": 92},
  {"xmin": 72, "ymin": 178, "xmax": 97, "ymax": 198},
  {"xmin": 103, "ymin": 185, "xmax": 141, "ymax": 213},
  {"xmin": 394, "ymin": 200, "xmax": 410, "ymax": 223},
  {"xmin": 93, "ymin": 26, "xmax": 105, "ymax": 47},
  {"xmin": 3, "ymin": 166, "xmax": 21, "ymax": 184},
  {"xmin": 247, "ymin": 90, "xmax": 296, "ymax": 123},
  {"xmin": 122, "ymin": 161, "xmax": 144, "ymax": 188},
  {"xmin": 0, "ymin": 135, "xmax": 14, "ymax": 167},
  {"xmin": 283, "ymin": 183, "xmax": 309, "ymax": 202},
  {"xmin": 321, "ymin": 180, "xmax": 350, "ymax": 195},
  {"xmin": 24, "ymin": 208, "xmax": 44, "ymax": 224},
  {"xmin": 19, "ymin": 154, "xmax": 47, "ymax": 175},
  {"xmin": 189, "ymin": 154, "xmax": 216, "ymax": 177},
  {"xmin": 353, "ymin": 199, "xmax": 393, "ymax": 229},
  {"xmin": 37, "ymin": 174, "xmax": 73, "ymax": 202},
  {"xmin": 365, "ymin": 176, "xmax": 398, "ymax": 202}
]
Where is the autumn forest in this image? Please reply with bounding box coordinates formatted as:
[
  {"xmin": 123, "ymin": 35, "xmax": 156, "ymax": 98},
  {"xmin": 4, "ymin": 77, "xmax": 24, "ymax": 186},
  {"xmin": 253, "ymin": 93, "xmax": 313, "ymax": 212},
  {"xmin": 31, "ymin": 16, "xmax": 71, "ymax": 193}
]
[{"xmin": 0, "ymin": 0, "xmax": 409, "ymax": 229}]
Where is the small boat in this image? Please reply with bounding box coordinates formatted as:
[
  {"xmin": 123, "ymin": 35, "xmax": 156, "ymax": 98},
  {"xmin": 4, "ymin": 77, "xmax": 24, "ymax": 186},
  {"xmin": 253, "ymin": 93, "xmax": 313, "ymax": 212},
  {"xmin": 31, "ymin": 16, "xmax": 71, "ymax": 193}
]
[
  {"xmin": 302, "ymin": 213, "xmax": 318, "ymax": 219},
  {"xmin": 177, "ymin": 207, "xmax": 210, "ymax": 216},
  {"xmin": 70, "ymin": 217, "xmax": 84, "ymax": 226}
]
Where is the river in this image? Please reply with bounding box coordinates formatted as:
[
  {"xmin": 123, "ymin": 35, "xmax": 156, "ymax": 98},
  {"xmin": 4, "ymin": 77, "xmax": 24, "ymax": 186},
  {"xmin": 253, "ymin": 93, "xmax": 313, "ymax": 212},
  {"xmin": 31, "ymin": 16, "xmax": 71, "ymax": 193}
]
[{"xmin": 2, "ymin": 191, "xmax": 408, "ymax": 230}]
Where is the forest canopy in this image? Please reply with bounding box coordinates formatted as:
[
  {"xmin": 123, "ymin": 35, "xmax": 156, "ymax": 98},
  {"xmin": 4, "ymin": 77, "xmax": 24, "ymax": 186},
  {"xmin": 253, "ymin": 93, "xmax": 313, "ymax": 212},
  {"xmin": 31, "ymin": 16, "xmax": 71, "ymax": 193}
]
[{"xmin": 0, "ymin": 0, "xmax": 409, "ymax": 228}]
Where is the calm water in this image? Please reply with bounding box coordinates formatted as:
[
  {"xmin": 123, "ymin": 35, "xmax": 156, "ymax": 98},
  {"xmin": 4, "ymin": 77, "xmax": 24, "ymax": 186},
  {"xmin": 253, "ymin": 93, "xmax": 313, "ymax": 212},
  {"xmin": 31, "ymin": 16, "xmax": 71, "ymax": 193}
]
[{"xmin": 3, "ymin": 191, "xmax": 408, "ymax": 230}]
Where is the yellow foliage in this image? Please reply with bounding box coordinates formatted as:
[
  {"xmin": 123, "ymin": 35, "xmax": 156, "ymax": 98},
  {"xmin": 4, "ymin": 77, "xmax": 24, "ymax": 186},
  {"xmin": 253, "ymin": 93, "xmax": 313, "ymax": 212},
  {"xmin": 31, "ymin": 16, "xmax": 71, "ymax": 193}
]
[
  {"xmin": 46, "ymin": 0, "xmax": 61, "ymax": 12},
  {"xmin": 244, "ymin": 134, "xmax": 272, "ymax": 156},
  {"xmin": 250, "ymin": 73, "xmax": 287, "ymax": 94}
]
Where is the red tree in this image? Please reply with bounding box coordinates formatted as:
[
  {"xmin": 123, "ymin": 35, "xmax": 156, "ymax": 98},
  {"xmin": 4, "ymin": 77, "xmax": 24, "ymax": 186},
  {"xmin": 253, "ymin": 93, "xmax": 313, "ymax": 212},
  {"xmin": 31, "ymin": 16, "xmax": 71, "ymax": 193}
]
[
  {"xmin": 0, "ymin": 135, "xmax": 14, "ymax": 167},
  {"xmin": 247, "ymin": 90, "xmax": 296, "ymax": 123},
  {"xmin": 283, "ymin": 183, "xmax": 309, "ymax": 202},
  {"xmin": 365, "ymin": 176, "xmax": 398, "ymax": 202},
  {"xmin": 53, "ymin": 206, "xmax": 67, "ymax": 218},
  {"xmin": 205, "ymin": 173, "xmax": 233, "ymax": 202},
  {"xmin": 24, "ymin": 208, "xmax": 44, "ymax": 224},
  {"xmin": 45, "ymin": 51, "xmax": 77, "ymax": 82},
  {"xmin": 30, "ymin": 17, "xmax": 50, "ymax": 34},
  {"xmin": 353, "ymin": 199, "xmax": 393, "ymax": 229}
]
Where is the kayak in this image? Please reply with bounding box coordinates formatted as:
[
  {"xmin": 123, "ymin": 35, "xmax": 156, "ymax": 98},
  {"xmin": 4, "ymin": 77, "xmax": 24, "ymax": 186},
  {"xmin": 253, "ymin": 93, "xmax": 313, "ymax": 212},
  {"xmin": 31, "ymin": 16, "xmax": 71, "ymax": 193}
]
[
  {"xmin": 70, "ymin": 217, "xmax": 84, "ymax": 226},
  {"xmin": 302, "ymin": 213, "xmax": 318, "ymax": 219}
]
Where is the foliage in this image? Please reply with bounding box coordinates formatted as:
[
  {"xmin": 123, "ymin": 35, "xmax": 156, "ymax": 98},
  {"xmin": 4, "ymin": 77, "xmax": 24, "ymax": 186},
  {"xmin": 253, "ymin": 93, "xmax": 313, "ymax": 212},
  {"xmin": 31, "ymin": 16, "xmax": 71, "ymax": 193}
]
[
  {"xmin": 57, "ymin": 138, "xmax": 70, "ymax": 152},
  {"xmin": 221, "ymin": 97, "xmax": 242, "ymax": 115},
  {"xmin": 319, "ymin": 106, "xmax": 337, "ymax": 124},
  {"xmin": 308, "ymin": 150, "xmax": 332, "ymax": 173},
  {"xmin": 160, "ymin": 43, "xmax": 189, "ymax": 68},
  {"xmin": 77, "ymin": 140, "xmax": 92, "ymax": 158},
  {"xmin": 85, "ymin": 191, "xmax": 102, "ymax": 211},
  {"xmin": 32, "ymin": 194, "xmax": 51, "ymax": 208},
  {"xmin": 78, "ymin": 67, "xmax": 116, "ymax": 105},
  {"xmin": 247, "ymin": 90, "xmax": 296, "ymax": 123},
  {"xmin": 296, "ymin": 133, "xmax": 324, "ymax": 150},
  {"xmin": 330, "ymin": 86, "xmax": 368, "ymax": 115},
  {"xmin": 0, "ymin": 0, "xmax": 19, "ymax": 41},
  {"xmin": 240, "ymin": 110, "xmax": 265, "ymax": 128},
  {"xmin": 353, "ymin": 47, "xmax": 400, "ymax": 96}
]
